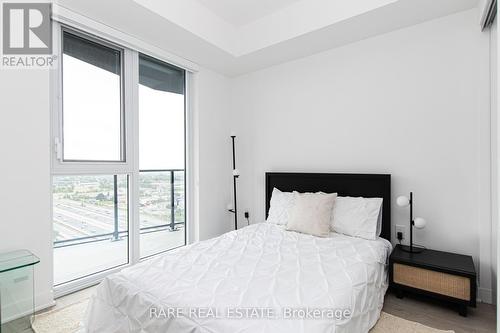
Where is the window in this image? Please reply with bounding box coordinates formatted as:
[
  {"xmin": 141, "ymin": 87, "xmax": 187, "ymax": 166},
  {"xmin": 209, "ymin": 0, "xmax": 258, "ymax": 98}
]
[
  {"xmin": 53, "ymin": 27, "xmax": 188, "ymax": 290},
  {"xmin": 53, "ymin": 175, "xmax": 128, "ymax": 285},
  {"xmin": 138, "ymin": 54, "xmax": 186, "ymax": 258},
  {"xmin": 62, "ymin": 31, "xmax": 124, "ymax": 162}
]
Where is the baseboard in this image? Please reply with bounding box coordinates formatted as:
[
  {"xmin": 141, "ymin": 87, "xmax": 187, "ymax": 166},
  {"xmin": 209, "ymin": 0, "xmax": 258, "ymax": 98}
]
[{"xmin": 478, "ymin": 287, "xmax": 493, "ymax": 304}]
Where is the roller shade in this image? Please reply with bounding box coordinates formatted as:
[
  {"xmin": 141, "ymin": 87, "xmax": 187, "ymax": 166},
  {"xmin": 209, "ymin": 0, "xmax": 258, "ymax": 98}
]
[
  {"xmin": 139, "ymin": 54, "xmax": 185, "ymax": 94},
  {"xmin": 63, "ymin": 31, "xmax": 121, "ymax": 75}
]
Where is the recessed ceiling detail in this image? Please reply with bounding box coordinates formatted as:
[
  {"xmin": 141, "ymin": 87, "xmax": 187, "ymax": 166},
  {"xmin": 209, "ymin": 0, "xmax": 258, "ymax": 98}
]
[
  {"xmin": 133, "ymin": 0, "xmax": 478, "ymax": 58},
  {"xmin": 58, "ymin": 0, "xmax": 479, "ymax": 76},
  {"xmin": 195, "ymin": 0, "xmax": 302, "ymax": 27}
]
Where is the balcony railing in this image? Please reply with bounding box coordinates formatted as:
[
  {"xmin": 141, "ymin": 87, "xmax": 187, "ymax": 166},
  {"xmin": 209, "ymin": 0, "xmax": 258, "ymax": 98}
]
[
  {"xmin": 53, "ymin": 222, "xmax": 184, "ymax": 248},
  {"xmin": 53, "ymin": 169, "xmax": 185, "ymax": 249}
]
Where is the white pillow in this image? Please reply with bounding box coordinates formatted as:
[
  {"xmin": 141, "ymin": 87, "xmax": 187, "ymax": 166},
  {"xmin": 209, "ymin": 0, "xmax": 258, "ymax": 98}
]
[
  {"xmin": 286, "ymin": 192, "xmax": 337, "ymax": 237},
  {"xmin": 267, "ymin": 188, "xmax": 295, "ymax": 225},
  {"xmin": 331, "ymin": 196, "xmax": 383, "ymax": 240},
  {"xmin": 376, "ymin": 206, "xmax": 383, "ymax": 237}
]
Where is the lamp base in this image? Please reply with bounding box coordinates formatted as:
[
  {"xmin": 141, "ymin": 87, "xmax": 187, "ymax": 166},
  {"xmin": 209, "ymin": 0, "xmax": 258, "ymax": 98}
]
[{"xmin": 399, "ymin": 245, "xmax": 425, "ymax": 254}]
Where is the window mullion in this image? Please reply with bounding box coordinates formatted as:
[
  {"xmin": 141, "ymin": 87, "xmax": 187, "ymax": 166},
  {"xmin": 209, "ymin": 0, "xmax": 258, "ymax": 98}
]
[{"xmin": 126, "ymin": 49, "xmax": 141, "ymax": 265}]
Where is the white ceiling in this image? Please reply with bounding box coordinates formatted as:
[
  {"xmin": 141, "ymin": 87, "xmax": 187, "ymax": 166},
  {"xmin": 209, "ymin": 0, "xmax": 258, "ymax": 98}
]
[
  {"xmin": 56, "ymin": 0, "xmax": 480, "ymax": 76},
  {"xmin": 195, "ymin": 0, "xmax": 302, "ymax": 26}
]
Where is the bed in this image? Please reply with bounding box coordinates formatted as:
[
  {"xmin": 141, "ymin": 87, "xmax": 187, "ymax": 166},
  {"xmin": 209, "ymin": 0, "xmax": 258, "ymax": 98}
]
[{"xmin": 82, "ymin": 173, "xmax": 392, "ymax": 333}]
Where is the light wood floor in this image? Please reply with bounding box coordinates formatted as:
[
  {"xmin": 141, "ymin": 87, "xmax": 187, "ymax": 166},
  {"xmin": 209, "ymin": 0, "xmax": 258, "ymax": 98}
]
[
  {"xmin": 3, "ymin": 287, "xmax": 496, "ymax": 332},
  {"xmin": 383, "ymin": 291, "xmax": 496, "ymax": 333}
]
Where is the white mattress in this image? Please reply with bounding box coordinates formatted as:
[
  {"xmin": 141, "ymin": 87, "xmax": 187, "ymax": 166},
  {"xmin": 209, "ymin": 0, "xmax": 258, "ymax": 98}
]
[{"xmin": 82, "ymin": 223, "xmax": 392, "ymax": 333}]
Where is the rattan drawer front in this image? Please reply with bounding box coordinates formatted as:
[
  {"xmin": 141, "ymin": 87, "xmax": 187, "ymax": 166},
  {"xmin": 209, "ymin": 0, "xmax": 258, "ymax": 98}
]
[{"xmin": 393, "ymin": 263, "xmax": 470, "ymax": 301}]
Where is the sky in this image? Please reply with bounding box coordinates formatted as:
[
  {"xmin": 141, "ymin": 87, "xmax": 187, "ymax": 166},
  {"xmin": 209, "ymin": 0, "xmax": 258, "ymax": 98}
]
[{"xmin": 63, "ymin": 54, "xmax": 185, "ymax": 169}]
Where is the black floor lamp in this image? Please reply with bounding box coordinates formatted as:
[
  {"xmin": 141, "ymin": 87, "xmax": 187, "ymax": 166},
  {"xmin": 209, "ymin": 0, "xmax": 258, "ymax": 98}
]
[{"xmin": 228, "ymin": 133, "xmax": 239, "ymax": 230}]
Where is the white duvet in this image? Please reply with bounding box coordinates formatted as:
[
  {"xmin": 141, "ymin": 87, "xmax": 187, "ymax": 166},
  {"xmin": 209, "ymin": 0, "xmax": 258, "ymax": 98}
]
[{"xmin": 83, "ymin": 223, "xmax": 392, "ymax": 333}]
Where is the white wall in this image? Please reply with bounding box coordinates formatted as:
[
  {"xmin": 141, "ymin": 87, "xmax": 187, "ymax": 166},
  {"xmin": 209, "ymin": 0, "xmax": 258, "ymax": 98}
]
[
  {"xmin": 193, "ymin": 69, "xmax": 234, "ymax": 241},
  {"xmin": 231, "ymin": 9, "xmax": 495, "ymax": 302},
  {"xmin": 0, "ymin": 69, "xmax": 54, "ymax": 314}
]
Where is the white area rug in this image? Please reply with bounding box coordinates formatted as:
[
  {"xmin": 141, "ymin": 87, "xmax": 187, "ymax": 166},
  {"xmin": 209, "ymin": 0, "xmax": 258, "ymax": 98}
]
[
  {"xmin": 371, "ymin": 312, "xmax": 454, "ymax": 333},
  {"xmin": 32, "ymin": 299, "xmax": 454, "ymax": 333},
  {"xmin": 32, "ymin": 300, "xmax": 88, "ymax": 333}
]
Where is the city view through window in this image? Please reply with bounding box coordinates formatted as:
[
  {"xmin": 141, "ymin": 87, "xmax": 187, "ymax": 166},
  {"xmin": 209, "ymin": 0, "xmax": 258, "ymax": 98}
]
[
  {"xmin": 53, "ymin": 175, "xmax": 129, "ymax": 285},
  {"xmin": 53, "ymin": 172, "xmax": 185, "ymax": 285}
]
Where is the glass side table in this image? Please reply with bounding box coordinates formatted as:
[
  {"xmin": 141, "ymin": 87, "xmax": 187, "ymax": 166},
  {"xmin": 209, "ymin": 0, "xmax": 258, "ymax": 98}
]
[{"xmin": 0, "ymin": 250, "xmax": 40, "ymax": 333}]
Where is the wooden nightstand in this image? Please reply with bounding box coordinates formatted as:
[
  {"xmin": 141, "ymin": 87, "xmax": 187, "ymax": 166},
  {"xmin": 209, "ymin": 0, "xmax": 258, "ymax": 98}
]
[{"xmin": 389, "ymin": 244, "xmax": 477, "ymax": 316}]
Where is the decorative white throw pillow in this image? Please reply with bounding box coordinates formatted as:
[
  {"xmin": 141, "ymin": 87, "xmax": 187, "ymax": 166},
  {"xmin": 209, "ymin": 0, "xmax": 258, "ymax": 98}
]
[
  {"xmin": 286, "ymin": 192, "xmax": 337, "ymax": 237},
  {"xmin": 267, "ymin": 188, "xmax": 296, "ymax": 225},
  {"xmin": 331, "ymin": 196, "xmax": 383, "ymax": 240}
]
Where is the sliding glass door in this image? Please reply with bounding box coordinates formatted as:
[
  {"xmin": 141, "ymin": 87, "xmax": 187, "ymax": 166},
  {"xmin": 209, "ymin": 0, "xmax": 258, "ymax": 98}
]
[
  {"xmin": 52, "ymin": 27, "xmax": 187, "ymax": 288},
  {"xmin": 138, "ymin": 54, "xmax": 186, "ymax": 259}
]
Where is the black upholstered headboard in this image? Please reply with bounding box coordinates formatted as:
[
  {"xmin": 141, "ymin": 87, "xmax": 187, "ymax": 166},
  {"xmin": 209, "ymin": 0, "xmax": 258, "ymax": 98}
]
[{"xmin": 265, "ymin": 172, "xmax": 391, "ymax": 241}]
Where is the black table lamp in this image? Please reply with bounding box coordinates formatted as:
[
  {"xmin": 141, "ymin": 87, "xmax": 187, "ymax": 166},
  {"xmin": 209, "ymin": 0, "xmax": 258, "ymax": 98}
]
[{"xmin": 396, "ymin": 192, "xmax": 427, "ymax": 253}]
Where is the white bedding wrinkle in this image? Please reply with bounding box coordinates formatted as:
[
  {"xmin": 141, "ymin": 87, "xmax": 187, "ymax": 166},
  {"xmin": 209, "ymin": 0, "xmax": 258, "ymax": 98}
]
[{"xmin": 82, "ymin": 223, "xmax": 392, "ymax": 333}]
